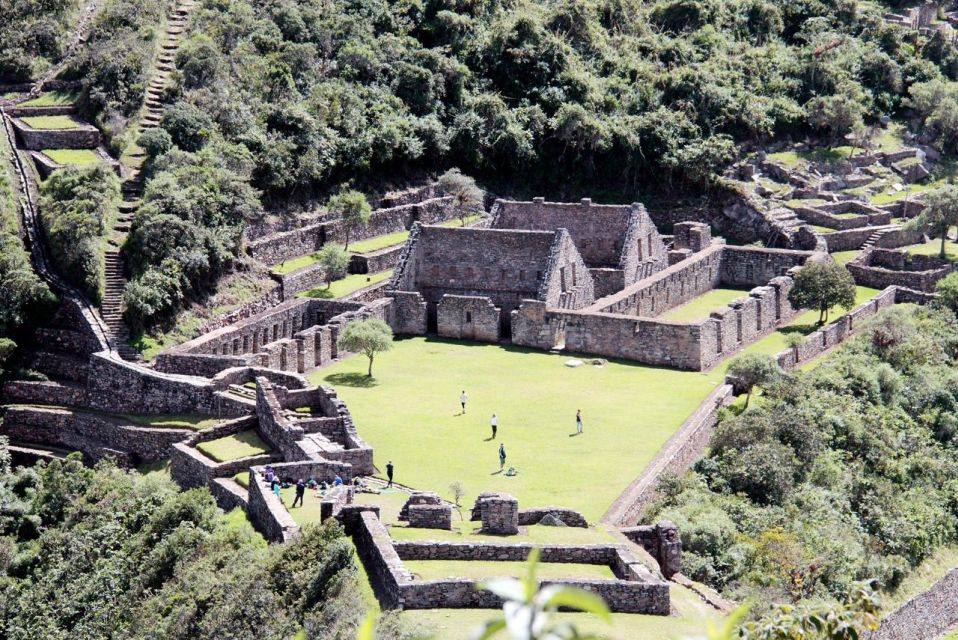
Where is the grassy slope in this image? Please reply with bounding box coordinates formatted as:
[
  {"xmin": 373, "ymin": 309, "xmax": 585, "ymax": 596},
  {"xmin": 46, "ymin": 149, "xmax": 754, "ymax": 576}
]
[
  {"xmin": 196, "ymin": 430, "xmax": 271, "ymax": 462},
  {"xmin": 18, "ymin": 91, "xmax": 78, "ymax": 107},
  {"xmin": 297, "ymin": 269, "xmax": 393, "ymax": 300}
]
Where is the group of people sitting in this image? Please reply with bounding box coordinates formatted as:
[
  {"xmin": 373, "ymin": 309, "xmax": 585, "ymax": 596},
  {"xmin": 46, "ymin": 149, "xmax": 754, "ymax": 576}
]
[{"xmin": 260, "ymin": 465, "xmax": 347, "ymax": 507}]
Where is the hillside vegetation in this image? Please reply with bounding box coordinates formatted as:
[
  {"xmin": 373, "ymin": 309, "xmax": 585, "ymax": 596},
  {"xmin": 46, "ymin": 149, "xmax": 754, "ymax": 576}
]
[{"xmin": 646, "ymin": 305, "xmax": 958, "ymax": 615}]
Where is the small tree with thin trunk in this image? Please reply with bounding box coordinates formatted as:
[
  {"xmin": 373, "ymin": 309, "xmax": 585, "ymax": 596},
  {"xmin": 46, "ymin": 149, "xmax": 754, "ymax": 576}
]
[
  {"xmin": 726, "ymin": 353, "xmax": 781, "ymax": 408},
  {"xmin": 910, "ymin": 185, "xmax": 958, "ymax": 259},
  {"xmin": 315, "ymin": 244, "xmax": 349, "ymax": 289},
  {"xmin": 787, "ymin": 261, "xmax": 857, "ymax": 325},
  {"xmin": 438, "ymin": 168, "xmax": 484, "ymax": 226},
  {"xmin": 337, "ymin": 317, "xmax": 393, "ymax": 377},
  {"xmin": 449, "ymin": 481, "xmax": 466, "ymax": 520},
  {"xmin": 327, "ymin": 189, "xmax": 371, "ymax": 251}
]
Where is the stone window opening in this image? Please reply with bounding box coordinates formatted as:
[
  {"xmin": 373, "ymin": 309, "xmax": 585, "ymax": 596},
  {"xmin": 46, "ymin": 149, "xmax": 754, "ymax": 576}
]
[
  {"xmin": 465, "ymin": 311, "xmax": 472, "ymax": 323},
  {"xmin": 559, "ymin": 266, "xmax": 567, "ymax": 292},
  {"xmin": 536, "ymin": 270, "xmax": 543, "ymax": 281}
]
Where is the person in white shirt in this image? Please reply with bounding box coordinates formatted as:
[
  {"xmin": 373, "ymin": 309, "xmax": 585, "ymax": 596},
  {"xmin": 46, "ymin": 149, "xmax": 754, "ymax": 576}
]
[
  {"xmin": 491, "ymin": 413, "xmax": 498, "ymax": 438},
  {"xmin": 460, "ymin": 390, "xmax": 467, "ymax": 414}
]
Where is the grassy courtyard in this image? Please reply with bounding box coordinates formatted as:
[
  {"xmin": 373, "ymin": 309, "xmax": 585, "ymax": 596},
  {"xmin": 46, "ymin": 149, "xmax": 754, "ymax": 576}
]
[
  {"xmin": 43, "ymin": 149, "xmax": 101, "ymax": 166},
  {"xmin": 196, "ymin": 430, "xmax": 271, "ymax": 462},
  {"xmin": 905, "ymin": 237, "xmax": 958, "ymax": 261},
  {"xmin": 18, "ymin": 91, "xmax": 78, "ymax": 107},
  {"xmin": 297, "ymin": 269, "xmax": 393, "ymax": 299},
  {"xmin": 310, "ymin": 338, "xmax": 725, "ymax": 520},
  {"xmin": 657, "ymin": 287, "xmax": 750, "ymax": 322},
  {"xmin": 404, "ymin": 560, "xmax": 615, "ymax": 581},
  {"xmin": 21, "ymin": 115, "xmax": 80, "ymax": 129}
]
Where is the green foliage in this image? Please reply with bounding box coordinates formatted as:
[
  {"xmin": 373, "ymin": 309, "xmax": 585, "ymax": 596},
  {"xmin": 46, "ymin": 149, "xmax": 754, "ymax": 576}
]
[
  {"xmin": 71, "ymin": 0, "xmax": 167, "ymax": 142},
  {"xmin": 138, "ymin": 127, "xmax": 173, "ymax": 159},
  {"xmin": 123, "ymin": 142, "xmax": 263, "ymax": 328},
  {"xmin": 38, "ymin": 164, "xmax": 120, "ymax": 302},
  {"xmin": 787, "ymin": 261, "xmax": 856, "ymax": 325},
  {"xmin": 161, "ymin": 101, "xmax": 214, "ymax": 152},
  {"xmin": 910, "ymin": 186, "xmax": 958, "ymax": 259},
  {"xmin": 0, "ymin": 457, "xmax": 385, "ymax": 640},
  {"xmin": 0, "ymin": 0, "xmax": 74, "ymax": 83},
  {"xmin": 739, "ymin": 583, "xmax": 881, "ymax": 639},
  {"xmin": 647, "ymin": 306, "xmax": 958, "ymax": 617},
  {"xmin": 315, "ymin": 245, "xmax": 350, "ymax": 288},
  {"xmin": 935, "ymin": 271, "xmax": 958, "ymax": 314},
  {"xmin": 438, "ymin": 168, "xmax": 484, "ymax": 225},
  {"xmin": 337, "ymin": 317, "xmax": 392, "ymax": 377},
  {"xmin": 726, "ymin": 353, "xmax": 781, "ymax": 408},
  {"xmin": 161, "ymin": 0, "xmax": 946, "ymax": 198},
  {"xmin": 328, "ymin": 190, "xmax": 371, "ymax": 250}
]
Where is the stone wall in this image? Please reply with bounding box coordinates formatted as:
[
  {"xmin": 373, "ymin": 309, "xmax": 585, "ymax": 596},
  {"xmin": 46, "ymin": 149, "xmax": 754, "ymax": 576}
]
[
  {"xmin": 620, "ymin": 521, "xmax": 683, "ymax": 578},
  {"xmin": 2, "ymin": 405, "xmax": 195, "ymax": 465},
  {"xmin": 387, "ymin": 291, "xmax": 427, "ymax": 335},
  {"xmin": 477, "ymin": 493, "xmax": 519, "ymax": 534},
  {"xmin": 773, "ymin": 287, "xmax": 897, "ymax": 371},
  {"xmin": 604, "ymin": 384, "xmax": 734, "ymax": 525},
  {"xmin": 847, "ymin": 250, "xmax": 954, "ymax": 292},
  {"xmin": 866, "ymin": 568, "xmax": 958, "ymax": 640},
  {"xmin": 437, "ymin": 295, "xmax": 501, "ymax": 342},
  {"xmin": 350, "ymin": 244, "xmax": 404, "ymax": 275},
  {"xmin": 407, "ymin": 504, "xmax": 453, "ymax": 530},
  {"xmin": 12, "ymin": 117, "xmax": 100, "ymax": 150},
  {"xmin": 517, "ymin": 507, "xmax": 588, "ymax": 528},
  {"xmin": 346, "ymin": 511, "xmax": 670, "ymax": 614},
  {"xmin": 246, "ymin": 196, "xmax": 455, "ymax": 266},
  {"xmin": 157, "ymin": 298, "xmax": 390, "ymax": 376}
]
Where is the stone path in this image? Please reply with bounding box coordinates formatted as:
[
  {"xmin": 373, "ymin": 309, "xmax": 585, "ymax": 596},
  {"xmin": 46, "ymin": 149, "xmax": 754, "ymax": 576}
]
[{"xmin": 105, "ymin": 0, "xmax": 198, "ymax": 361}]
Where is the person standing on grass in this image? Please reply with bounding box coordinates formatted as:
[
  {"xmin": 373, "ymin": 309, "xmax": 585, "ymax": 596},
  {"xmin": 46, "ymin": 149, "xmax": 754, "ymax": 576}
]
[
  {"xmin": 576, "ymin": 409, "xmax": 583, "ymax": 434},
  {"xmin": 292, "ymin": 479, "xmax": 306, "ymax": 508},
  {"xmin": 460, "ymin": 390, "xmax": 468, "ymax": 414},
  {"xmin": 491, "ymin": 413, "xmax": 498, "ymax": 439},
  {"xmin": 499, "ymin": 443, "xmax": 507, "ymax": 470},
  {"xmin": 386, "ymin": 460, "xmax": 394, "ymax": 488}
]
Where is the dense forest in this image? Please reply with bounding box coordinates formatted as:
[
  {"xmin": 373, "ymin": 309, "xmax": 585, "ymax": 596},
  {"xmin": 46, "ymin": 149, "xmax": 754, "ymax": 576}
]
[
  {"xmin": 646, "ymin": 304, "xmax": 958, "ymax": 611},
  {"xmin": 0, "ymin": 445, "xmax": 416, "ymax": 639}
]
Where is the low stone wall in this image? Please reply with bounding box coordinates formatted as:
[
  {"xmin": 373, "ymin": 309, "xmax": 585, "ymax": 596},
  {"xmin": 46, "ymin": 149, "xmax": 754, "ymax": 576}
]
[
  {"xmin": 12, "ymin": 117, "xmax": 100, "ymax": 150},
  {"xmin": 604, "ymin": 384, "xmax": 735, "ymax": 525},
  {"xmin": 351, "ymin": 245, "xmax": 403, "ymax": 275},
  {"xmin": 793, "ymin": 205, "xmax": 874, "ymax": 231},
  {"xmin": 247, "ymin": 464, "xmax": 301, "ymax": 543},
  {"xmin": 2, "ymin": 380, "xmax": 88, "ymax": 406},
  {"xmin": 773, "ymin": 287, "xmax": 897, "ymax": 370},
  {"xmin": 1, "ymin": 405, "xmax": 194, "ymax": 465},
  {"xmin": 620, "ymin": 521, "xmax": 682, "ymax": 578},
  {"xmin": 347, "ymin": 511, "xmax": 670, "ymax": 614},
  {"xmin": 276, "ymin": 263, "xmax": 327, "ymax": 298},
  {"xmin": 866, "ymin": 568, "xmax": 958, "ymax": 640},
  {"xmin": 518, "ymin": 507, "xmax": 588, "ymax": 528},
  {"xmin": 847, "ymin": 251, "xmax": 953, "ymax": 292}
]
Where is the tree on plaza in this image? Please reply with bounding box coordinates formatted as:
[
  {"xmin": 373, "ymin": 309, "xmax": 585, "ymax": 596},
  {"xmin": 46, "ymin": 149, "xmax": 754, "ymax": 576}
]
[
  {"xmin": 327, "ymin": 189, "xmax": 371, "ymax": 251},
  {"xmin": 337, "ymin": 317, "xmax": 393, "ymax": 377},
  {"xmin": 787, "ymin": 261, "xmax": 856, "ymax": 325}
]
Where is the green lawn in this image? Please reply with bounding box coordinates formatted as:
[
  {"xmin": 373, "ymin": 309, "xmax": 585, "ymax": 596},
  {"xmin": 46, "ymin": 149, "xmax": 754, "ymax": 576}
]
[
  {"xmin": 737, "ymin": 286, "xmax": 881, "ymax": 357},
  {"xmin": 905, "ymin": 238, "xmax": 958, "ymax": 261},
  {"xmin": 21, "ymin": 115, "xmax": 81, "ymax": 129},
  {"xmin": 196, "ymin": 430, "xmax": 271, "ymax": 462},
  {"xmin": 118, "ymin": 413, "xmax": 221, "ymax": 430},
  {"xmin": 810, "ymin": 225, "xmax": 837, "ymax": 234},
  {"xmin": 43, "ymin": 149, "xmax": 101, "ymax": 166},
  {"xmin": 831, "ymin": 250, "xmax": 862, "ymax": 265},
  {"xmin": 871, "ymin": 179, "xmax": 946, "ymax": 205},
  {"xmin": 657, "ymin": 288, "xmax": 750, "ymax": 322},
  {"xmin": 18, "ymin": 91, "xmax": 78, "ymax": 107},
  {"xmin": 310, "ymin": 338, "xmax": 726, "ymax": 520},
  {"xmin": 405, "ymin": 560, "xmax": 615, "ymax": 581},
  {"xmin": 297, "ymin": 269, "xmax": 392, "ymax": 299}
]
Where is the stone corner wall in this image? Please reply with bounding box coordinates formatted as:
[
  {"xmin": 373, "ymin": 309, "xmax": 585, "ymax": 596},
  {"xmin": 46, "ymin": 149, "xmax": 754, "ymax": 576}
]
[
  {"xmin": 619, "ymin": 521, "xmax": 682, "ymax": 578},
  {"xmin": 437, "ymin": 295, "xmax": 501, "ymax": 342}
]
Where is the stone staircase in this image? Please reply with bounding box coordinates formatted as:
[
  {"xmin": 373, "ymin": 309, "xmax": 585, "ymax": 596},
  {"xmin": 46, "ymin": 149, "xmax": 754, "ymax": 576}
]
[
  {"xmin": 104, "ymin": 0, "xmax": 197, "ymax": 360},
  {"xmin": 861, "ymin": 226, "xmax": 898, "ymax": 251}
]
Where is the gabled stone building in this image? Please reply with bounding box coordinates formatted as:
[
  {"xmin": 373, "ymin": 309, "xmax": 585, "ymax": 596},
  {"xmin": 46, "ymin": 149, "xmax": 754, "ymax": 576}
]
[
  {"xmin": 388, "ymin": 224, "xmax": 595, "ymax": 340},
  {"xmin": 490, "ymin": 198, "xmax": 668, "ymax": 297}
]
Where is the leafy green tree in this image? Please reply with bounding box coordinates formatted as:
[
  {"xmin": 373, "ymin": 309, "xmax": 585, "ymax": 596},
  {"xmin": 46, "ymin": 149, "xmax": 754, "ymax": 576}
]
[
  {"xmin": 726, "ymin": 353, "xmax": 781, "ymax": 408},
  {"xmin": 327, "ymin": 190, "xmax": 371, "ymax": 251},
  {"xmin": 438, "ymin": 168, "xmax": 484, "ymax": 226},
  {"xmin": 138, "ymin": 128, "xmax": 173, "ymax": 159},
  {"xmin": 161, "ymin": 101, "xmax": 214, "ymax": 152},
  {"xmin": 0, "ymin": 337, "xmax": 16, "ymax": 377},
  {"xmin": 315, "ymin": 244, "xmax": 350, "ymax": 289},
  {"xmin": 911, "ymin": 186, "xmax": 958, "ymax": 259},
  {"xmin": 787, "ymin": 261, "xmax": 856, "ymax": 325},
  {"xmin": 39, "ymin": 164, "xmax": 120, "ymax": 301},
  {"xmin": 936, "ymin": 271, "xmax": 958, "ymax": 315},
  {"xmin": 337, "ymin": 317, "xmax": 392, "ymax": 377}
]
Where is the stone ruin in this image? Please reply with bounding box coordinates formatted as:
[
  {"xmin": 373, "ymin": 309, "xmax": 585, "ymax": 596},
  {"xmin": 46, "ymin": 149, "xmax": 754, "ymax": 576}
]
[
  {"xmin": 469, "ymin": 492, "xmax": 589, "ymax": 533},
  {"xmin": 398, "ymin": 492, "xmax": 453, "ymax": 530},
  {"xmin": 386, "ymin": 197, "xmax": 819, "ymax": 370},
  {"xmin": 621, "ymin": 521, "xmax": 683, "ymax": 579}
]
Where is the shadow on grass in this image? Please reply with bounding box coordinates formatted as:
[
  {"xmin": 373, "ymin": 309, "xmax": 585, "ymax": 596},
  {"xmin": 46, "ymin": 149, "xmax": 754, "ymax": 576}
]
[
  {"xmin": 323, "ymin": 372, "xmax": 379, "ymax": 388},
  {"xmin": 300, "ymin": 287, "xmax": 334, "ymax": 299}
]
